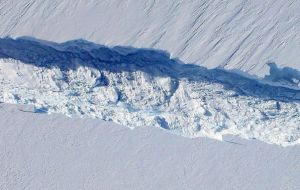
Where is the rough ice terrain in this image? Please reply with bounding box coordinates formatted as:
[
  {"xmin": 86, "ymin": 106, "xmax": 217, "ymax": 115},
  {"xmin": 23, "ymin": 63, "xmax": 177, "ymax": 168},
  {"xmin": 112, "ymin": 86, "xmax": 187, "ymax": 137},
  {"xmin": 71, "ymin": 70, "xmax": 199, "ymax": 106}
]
[
  {"xmin": 0, "ymin": 1, "xmax": 300, "ymax": 189},
  {"xmin": 0, "ymin": 38, "xmax": 300, "ymax": 146},
  {"xmin": 0, "ymin": 0, "xmax": 299, "ymax": 76}
]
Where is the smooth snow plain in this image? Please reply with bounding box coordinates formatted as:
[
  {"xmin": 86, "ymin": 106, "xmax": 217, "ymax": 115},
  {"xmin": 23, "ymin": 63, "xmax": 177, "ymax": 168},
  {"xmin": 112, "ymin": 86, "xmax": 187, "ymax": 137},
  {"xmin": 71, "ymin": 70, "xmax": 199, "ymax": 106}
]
[
  {"xmin": 0, "ymin": 0, "xmax": 299, "ymax": 76},
  {"xmin": 0, "ymin": 38, "xmax": 300, "ymax": 146},
  {"xmin": 0, "ymin": 104, "xmax": 299, "ymax": 190}
]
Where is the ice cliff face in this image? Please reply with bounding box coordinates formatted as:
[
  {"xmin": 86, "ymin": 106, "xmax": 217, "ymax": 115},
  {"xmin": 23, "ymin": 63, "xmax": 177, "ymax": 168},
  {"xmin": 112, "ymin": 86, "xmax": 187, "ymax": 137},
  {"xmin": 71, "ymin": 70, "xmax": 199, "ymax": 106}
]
[
  {"xmin": 0, "ymin": 38, "xmax": 299, "ymax": 146},
  {"xmin": 0, "ymin": 0, "xmax": 299, "ymax": 76}
]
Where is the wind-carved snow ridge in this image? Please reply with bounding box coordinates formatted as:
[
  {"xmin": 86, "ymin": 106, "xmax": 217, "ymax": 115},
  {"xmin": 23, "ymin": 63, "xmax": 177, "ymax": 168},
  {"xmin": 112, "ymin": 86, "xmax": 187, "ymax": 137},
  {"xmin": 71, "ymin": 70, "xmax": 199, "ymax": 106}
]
[{"xmin": 0, "ymin": 37, "xmax": 299, "ymax": 146}]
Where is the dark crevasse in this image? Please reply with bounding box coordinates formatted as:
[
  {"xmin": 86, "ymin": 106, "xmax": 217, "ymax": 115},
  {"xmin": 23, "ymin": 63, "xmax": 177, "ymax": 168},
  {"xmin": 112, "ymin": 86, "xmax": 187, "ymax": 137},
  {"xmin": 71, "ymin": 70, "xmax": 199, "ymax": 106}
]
[
  {"xmin": 0, "ymin": 37, "xmax": 300, "ymax": 146},
  {"xmin": 0, "ymin": 37, "xmax": 300, "ymax": 102}
]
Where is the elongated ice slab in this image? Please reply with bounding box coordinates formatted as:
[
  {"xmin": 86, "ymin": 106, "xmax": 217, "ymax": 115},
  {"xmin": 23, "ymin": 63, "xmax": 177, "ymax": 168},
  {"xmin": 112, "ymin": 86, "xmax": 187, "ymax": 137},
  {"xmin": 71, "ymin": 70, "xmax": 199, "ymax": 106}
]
[{"xmin": 0, "ymin": 38, "xmax": 299, "ymax": 146}]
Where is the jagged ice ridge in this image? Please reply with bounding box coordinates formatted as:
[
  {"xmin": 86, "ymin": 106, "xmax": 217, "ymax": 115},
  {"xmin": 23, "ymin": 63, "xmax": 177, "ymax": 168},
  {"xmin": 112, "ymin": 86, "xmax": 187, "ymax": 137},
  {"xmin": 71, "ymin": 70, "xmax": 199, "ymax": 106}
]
[{"xmin": 0, "ymin": 38, "xmax": 299, "ymax": 146}]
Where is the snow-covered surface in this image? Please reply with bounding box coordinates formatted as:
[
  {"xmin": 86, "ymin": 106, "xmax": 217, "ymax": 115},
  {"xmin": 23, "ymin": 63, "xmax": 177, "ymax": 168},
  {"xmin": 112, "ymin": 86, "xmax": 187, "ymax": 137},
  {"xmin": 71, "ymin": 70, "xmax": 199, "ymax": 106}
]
[
  {"xmin": 1, "ymin": 38, "xmax": 300, "ymax": 146},
  {"xmin": 0, "ymin": 103, "xmax": 299, "ymax": 190},
  {"xmin": 0, "ymin": 1, "xmax": 300, "ymax": 188},
  {"xmin": 0, "ymin": 0, "xmax": 299, "ymax": 76}
]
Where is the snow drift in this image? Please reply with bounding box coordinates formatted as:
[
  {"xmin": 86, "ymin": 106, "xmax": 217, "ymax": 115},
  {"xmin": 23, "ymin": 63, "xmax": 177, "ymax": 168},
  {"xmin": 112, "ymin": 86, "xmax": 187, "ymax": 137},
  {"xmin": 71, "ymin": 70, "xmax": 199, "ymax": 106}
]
[{"xmin": 0, "ymin": 37, "xmax": 299, "ymax": 146}]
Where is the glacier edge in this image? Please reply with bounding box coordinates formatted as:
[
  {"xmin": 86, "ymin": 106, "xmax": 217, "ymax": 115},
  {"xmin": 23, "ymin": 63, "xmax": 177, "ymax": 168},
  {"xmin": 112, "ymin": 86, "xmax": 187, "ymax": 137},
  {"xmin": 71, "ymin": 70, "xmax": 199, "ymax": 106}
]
[{"xmin": 0, "ymin": 37, "xmax": 300, "ymax": 146}]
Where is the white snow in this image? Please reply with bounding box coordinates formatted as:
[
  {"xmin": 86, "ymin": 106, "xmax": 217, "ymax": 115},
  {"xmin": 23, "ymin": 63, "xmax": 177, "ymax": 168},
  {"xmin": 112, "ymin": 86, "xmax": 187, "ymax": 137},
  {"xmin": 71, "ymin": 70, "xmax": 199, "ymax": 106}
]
[
  {"xmin": 0, "ymin": 38, "xmax": 299, "ymax": 146},
  {"xmin": 0, "ymin": 1, "xmax": 300, "ymax": 188},
  {"xmin": 0, "ymin": 0, "xmax": 299, "ymax": 76},
  {"xmin": 0, "ymin": 103, "xmax": 299, "ymax": 190}
]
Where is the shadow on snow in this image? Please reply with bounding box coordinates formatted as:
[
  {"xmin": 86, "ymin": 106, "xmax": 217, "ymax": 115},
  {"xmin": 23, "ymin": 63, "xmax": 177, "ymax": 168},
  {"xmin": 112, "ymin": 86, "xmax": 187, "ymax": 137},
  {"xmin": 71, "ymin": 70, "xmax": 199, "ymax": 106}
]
[{"xmin": 1, "ymin": 36, "xmax": 300, "ymax": 102}]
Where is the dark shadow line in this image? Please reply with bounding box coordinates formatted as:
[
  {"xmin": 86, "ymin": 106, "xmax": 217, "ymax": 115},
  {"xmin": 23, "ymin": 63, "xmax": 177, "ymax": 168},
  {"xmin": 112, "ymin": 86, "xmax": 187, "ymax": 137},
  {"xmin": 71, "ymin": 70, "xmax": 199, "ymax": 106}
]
[{"xmin": 1, "ymin": 37, "xmax": 300, "ymax": 102}]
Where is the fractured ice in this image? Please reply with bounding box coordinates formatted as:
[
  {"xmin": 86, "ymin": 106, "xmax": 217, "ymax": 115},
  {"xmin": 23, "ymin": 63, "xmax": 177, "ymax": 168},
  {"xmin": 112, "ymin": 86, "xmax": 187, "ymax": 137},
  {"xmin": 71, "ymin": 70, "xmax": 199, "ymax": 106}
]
[{"xmin": 0, "ymin": 38, "xmax": 299, "ymax": 146}]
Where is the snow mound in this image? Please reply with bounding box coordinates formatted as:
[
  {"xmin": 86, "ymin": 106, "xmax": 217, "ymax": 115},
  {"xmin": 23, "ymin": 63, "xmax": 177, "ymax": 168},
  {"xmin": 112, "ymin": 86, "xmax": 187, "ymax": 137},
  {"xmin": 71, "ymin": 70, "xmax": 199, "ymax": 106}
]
[
  {"xmin": 0, "ymin": 38, "xmax": 300, "ymax": 146},
  {"xmin": 0, "ymin": 0, "xmax": 299, "ymax": 76}
]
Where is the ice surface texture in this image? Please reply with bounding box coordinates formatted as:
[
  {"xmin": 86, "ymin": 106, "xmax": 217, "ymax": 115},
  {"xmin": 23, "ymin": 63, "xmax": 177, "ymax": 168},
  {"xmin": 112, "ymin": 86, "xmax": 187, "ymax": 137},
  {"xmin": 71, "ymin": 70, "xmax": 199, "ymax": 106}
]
[
  {"xmin": 1, "ymin": 104, "xmax": 299, "ymax": 190},
  {"xmin": 0, "ymin": 0, "xmax": 299, "ymax": 76},
  {"xmin": 0, "ymin": 38, "xmax": 300, "ymax": 146}
]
